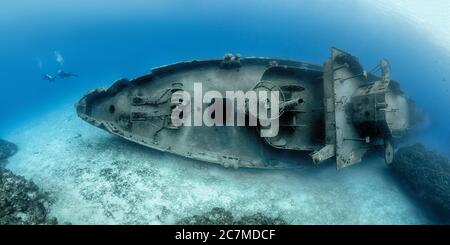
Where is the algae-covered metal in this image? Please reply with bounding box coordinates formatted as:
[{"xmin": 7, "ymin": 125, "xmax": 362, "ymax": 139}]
[{"xmin": 76, "ymin": 48, "xmax": 420, "ymax": 169}]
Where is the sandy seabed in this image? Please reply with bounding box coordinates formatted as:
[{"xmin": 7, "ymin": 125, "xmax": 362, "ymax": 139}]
[{"xmin": 4, "ymin": 102, "xmax": 430, "ymax": 224}]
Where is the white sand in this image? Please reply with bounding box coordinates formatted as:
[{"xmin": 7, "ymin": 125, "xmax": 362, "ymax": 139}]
[{"xmin": 4, "ymin": 101, "xmax": 429, "ymax": 224}]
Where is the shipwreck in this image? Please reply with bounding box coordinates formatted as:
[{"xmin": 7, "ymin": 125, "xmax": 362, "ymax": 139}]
[{"xmin": 76, "ymin": 48, "xmax": 421, "ymax": 169}]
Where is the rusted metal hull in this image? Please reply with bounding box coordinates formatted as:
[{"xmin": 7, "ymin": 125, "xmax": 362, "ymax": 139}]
[{"xmin": 76, "ymin": 48, "xmax": 420, "ymax": 169}]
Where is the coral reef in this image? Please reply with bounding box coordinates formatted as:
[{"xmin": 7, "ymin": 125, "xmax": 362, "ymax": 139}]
[
  {"xmin": 176, "ymin": 207, "xmax": 287, "ymax": 225},
  {"xmin": 0, "ymin": 167, "xmax": 57, "ymax": 225},
  {"xmin": 391, "ymin": 144, "xmax": 450, "ymax": 221}
]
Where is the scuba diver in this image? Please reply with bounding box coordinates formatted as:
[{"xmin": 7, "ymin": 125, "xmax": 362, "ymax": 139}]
[
  {"xmin": 39, "ymin": 52, "xmax": 78, "ymax": 82},
  {"xmin": 42, "ymin": 74, "xmax": 57, "ymax": 82},
  {"xmin": 57, "ymin": 69, "xmax": 78, "ymax": 79}
]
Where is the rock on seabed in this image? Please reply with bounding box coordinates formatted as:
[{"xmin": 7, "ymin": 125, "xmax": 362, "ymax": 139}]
[
  {"xmin": 0, "ymin": 139, "xmax": 18, "ymax": 160},
  {"xmin": 391, "ymin": 144, "xmax": 450, "ymax": 221},
  {"xmin": 176, "ymin": 207, "xmax": 287, "ymax": 225}
]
